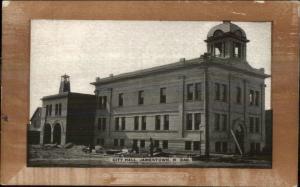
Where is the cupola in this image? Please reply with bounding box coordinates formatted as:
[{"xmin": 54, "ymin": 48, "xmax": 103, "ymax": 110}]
[
  {"xmin": 59, "ymin": 74, "xmax": 71, "ymax": 93},
  {"xmin": 205, "ymin": 21, "xmax": 249, "ymax": 61}
]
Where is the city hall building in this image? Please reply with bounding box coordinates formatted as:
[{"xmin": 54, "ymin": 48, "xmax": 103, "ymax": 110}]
[{"xmin": 91, "ymin": 21, "xmax": 269, "ymax": 155}]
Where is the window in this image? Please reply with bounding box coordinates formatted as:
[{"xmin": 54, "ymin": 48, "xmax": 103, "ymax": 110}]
[
  {"xmin": 222, "ymin": 114, "xmax": 227, "ymax": 131},
  {"xmin": 141, "ymin": 116, "xmax": 146, "ymax": 130},
  {"xmin": 134, "ymin": 116, "xmax": 139, "ymax": 130},
  {"xmin": 160, "ymin": 88, "xmax": 166, "ymax": 103},
  {"xmin": 97, "ymin": 118, "xmax": 101, "ymax": 130},
  {"xmin": 214, "ymin": 42, "xmax": 224, "ymax": 57},
  {"xmin": 99, "ymin": 96, "xmax": 102, "ymax": 109},
  {"xmin": 193, "ymin": 141, "xmax": 200, "ymax": 150},
  {"xmin": 140, "ymin": 140, "xmax": 145, "ymax": 148},
  {"xmin": 187, "ymin": 84, "xmax": 194, "ymax": 101},
  {"xmin": 222, "ymin": 84, "xmax": 227, "ymax": 102},
  {"xmin": 120, "ymin": 139, "xmax": 125, "ymax": 147},
  {"xmin": 133, "ymin": 139, "xmax": 138, "ymax": 146},
  {"xmin": 46, "ymin": 105, "xmax": 49, "ymax": 116},
  {"xmin": 98, "ymin": 96, "xmax": 107, "ymax": 109},
  {"xmin": 250, "ymin": 143, "xmax": 255, "ymax": 153},
  {"xmin": 255, "ymin": 143, "xmax": 261, "ymax": 153},
  {"xmin": 121, "ymin": 117, "xmax": 126, "ymax": 130},
  {"xmin": 100, "ymin": 139, "xmax": 105, "ymax": 145},
  {"xmin": 214, "ymin": 113, "xmax": 220, "ymax": 131},
  {"xmin": 215, "ymin": 141, "xmax": 221, "ymax": 153},
  {"xmin": 55, "ymin": 104, "xmax": 58, "ymax": 115},
  {"xmin": 186, "ymin": 113, "xmax": 193, "ymax": 130},
  {"xmin": 185, "ymin": 141, "xmax": 191, "ymax": 150},
  {"xmin": 155, "ymin": 115, "xmax": 161, "ymax": 130},
  {"xmin": 115, "ymin": 117, "xmax": 119, "ymax": 131},
  {"xmin": 138, "ymin": 90, "xmax": 144, "ymax": 105},
  {"xmin": 195, "ymin": 83, "xmax": 202, "ymax": 101},
  {"xmin": 251, "ymin": 142, "xmax": 261, "ymax": 153},
  {"xmin": 233, "ymin": 42, "xmax": 242, "ymax": 58},
  {"xmin": 215, "ymin": 83, "xmax": 220, "ymax": 100},
  {"xmin": 154, "ymin": 140, "xmax": 159, "ymax": 147},
  {"xmin": 102, "ymin": 96, "xmax": 107, "ymax": 109},
  {"xmin": 255, "ymin": 91, "xmax": 260, "ymax": 106},
  {"xmin": 222, "ymin": 142, "xmax": 228, "ymax": 153},
  {"xmin": 162, "ymin": 140, "xmax": 168, "ymax": 149},
  {"xmin": 163, "ymin": 115, "xmax": 169, "ymax": 130},
  {"xmin": 114, "ymin": 139, "xmax": 118, "ymax": 146},
  {"xmin": 118, "ymin": 93, "xmax": 123, "ymax": 107},
  {"xmin": 249, "ymin": 90, "xmax": 254, "ymax": 105},
  {"xmin": 236, "ymin": 87, "xmax": 242, "ymax": 104},
  {"xmin": 102, "ymin": 118, "xmax": 106, "ymax": 131},
  {"xmin": 249, "ymin": 117, "xmax": 254, "ymax": 133},
  {"xmin": 49, "ymin": 105, "xmax": 52, "ymax": 116},
  {"xmin": 194, "ymin": 113, "xmax": 201, "ymax": 130},
  {"xmin": 58, "ymin": 103, "xmax": 62, "ymax": 115},
  {"xmin": 255, "ymin": 117, "xmax": 260, "ymax": 133}
]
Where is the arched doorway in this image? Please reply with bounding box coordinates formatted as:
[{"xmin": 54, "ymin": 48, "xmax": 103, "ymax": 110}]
[
  {"xmin": 53, "ymin": 123, "xmax": 62, "ymax": 144},
  {"xmin": 43, "ymin": 123, "xmax": 51, "ymax": 144},
  {"xmin": 234, "ymin": 123, "xmax": 245, "ymax": 154}
]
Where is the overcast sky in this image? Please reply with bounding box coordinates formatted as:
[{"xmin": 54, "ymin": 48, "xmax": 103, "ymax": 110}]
[{"xmin": 30, "ymin": 20, "xmax": 271, "ymax": 116}]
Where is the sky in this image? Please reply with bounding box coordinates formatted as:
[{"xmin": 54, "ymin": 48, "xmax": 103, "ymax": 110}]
[{"xmin": 30, "ymin": 20, "xmax": 271, "ymax": 117}]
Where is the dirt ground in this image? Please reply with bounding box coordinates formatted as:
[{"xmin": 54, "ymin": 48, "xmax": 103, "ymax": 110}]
[{"xmin": 27, "ymin": 145, "xmax": 272, "ymax": 168}]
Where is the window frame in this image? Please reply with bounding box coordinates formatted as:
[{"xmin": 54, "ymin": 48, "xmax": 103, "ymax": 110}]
[
  {"xmin": 155, "ymin": 115, "xmax": 161, "ymax": 130},
  {"xmin": 138, "ymin": 90, "xmax": 144, "ymax": 105},
  {"xmin": 163, "ymin": 115, "xmax": 169, "ymax": 130},
  {"xmin": 160, "ymin": 87, "xmax": 166, "ymax": 104},
  {"xmin": 118, "ymin": 93, "xmax": 124, "ymax": 107}
]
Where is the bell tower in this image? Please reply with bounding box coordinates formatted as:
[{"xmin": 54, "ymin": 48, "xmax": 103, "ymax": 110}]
[
  {"xmin": 59, "ymin": 74, "xmax": 71, "ymax": 93},
  {"xmin": 205, "ymin": 21, "xmax": 249, "ymax": 61}
]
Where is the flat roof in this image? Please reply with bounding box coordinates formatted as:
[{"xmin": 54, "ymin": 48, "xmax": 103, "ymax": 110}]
[
  {"xmin": 91, "ymin": 56, "xmax": 269, "ymax": 86},
  {"xmin": 41, "ymin": 92, "xmax": 94, "ymax": 100}
]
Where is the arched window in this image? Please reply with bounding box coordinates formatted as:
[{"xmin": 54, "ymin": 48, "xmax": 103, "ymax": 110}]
[
  {"xmin": 235, "ymin": 30, "xmax": 243, "ymax": 39},
  {"xmin": 213, "ymin": 30, "xmax": 223, "ymax": 37}
]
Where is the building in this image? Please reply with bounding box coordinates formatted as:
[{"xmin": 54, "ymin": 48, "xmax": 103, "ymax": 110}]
[
  {"xmin": 28, "ymin": 107, "xmax": 42, "ymax": 144},
  {"xmin": 264, "ymin": 109, "xmax": 273, "ymax": 154},
  {"xmin": 40, "ymin": 75, "xmax": 96, "ymax": 145},
  {"xmin": 91, "ymin": 21, "xmax": 269, "ymax": 155}
]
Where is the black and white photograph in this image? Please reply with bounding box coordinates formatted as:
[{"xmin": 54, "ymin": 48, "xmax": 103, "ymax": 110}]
[{"xmin": 27, "ymin": 20, "xmax": 272, "ymax": 168}]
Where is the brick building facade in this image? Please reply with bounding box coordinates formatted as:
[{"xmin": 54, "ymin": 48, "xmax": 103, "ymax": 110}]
[{"xmin": 91, "ymin": 21, "xmax": 269, "ymax": 155}]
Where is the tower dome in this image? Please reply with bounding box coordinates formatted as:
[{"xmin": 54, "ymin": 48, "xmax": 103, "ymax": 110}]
[
  {"xmin": 207, "ymin": 20, "xmax": 247, "ymax": 40},
  {"xmin": 205, "ymin": 21, "xmax": 249, "ymax": 61}
]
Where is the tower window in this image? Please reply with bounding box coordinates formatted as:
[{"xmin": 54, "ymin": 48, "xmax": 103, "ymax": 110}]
[
  {"xmin": 233, "ymin": 42, "xmax": 242, "ymax": 58},
  {"xmin": 214, "ymin": 42, "xmax": 224, "ymax": 57}
]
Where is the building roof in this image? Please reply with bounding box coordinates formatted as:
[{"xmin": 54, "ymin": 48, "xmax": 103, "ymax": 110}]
[
  {"xmin": 41, "ymin": 92, "xmax": 94, "ymax": 100},
  {"xmin": 30, "ymin": 107, "xmax": 42, "ymax": 121},
  {"xmin": 206, "ymin": 21, "xmax": 248, "ymax": 41},
  {"xmin": 91, "ymin": 55, "xmax": 270, "ymax": 86}
]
